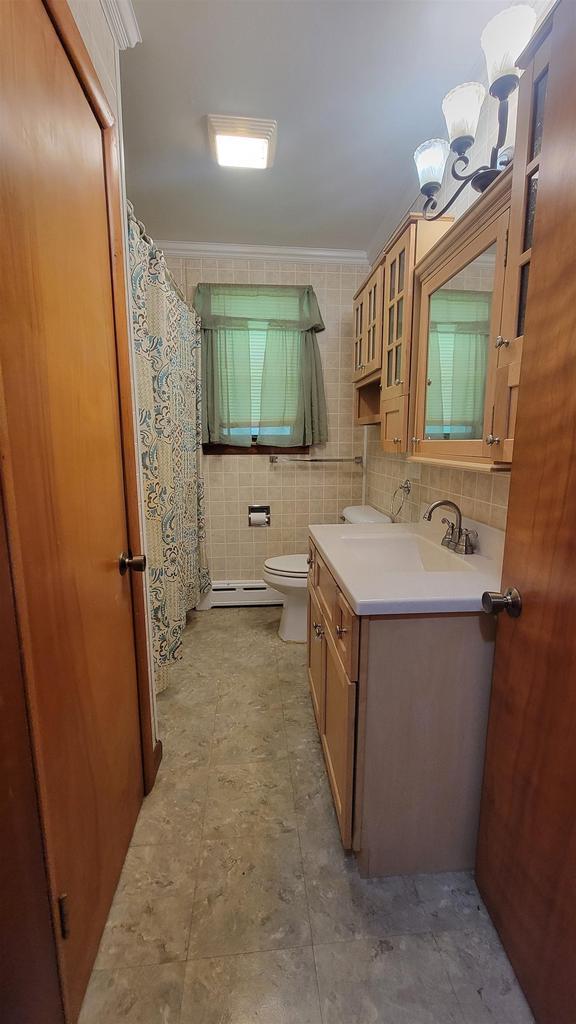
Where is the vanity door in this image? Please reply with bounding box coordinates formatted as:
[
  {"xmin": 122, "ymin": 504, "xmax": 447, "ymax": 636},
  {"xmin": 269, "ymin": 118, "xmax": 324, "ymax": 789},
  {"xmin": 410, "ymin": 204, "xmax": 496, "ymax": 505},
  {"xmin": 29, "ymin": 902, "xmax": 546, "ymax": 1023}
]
[
  {"xmin": 414, "ymin": 211, "xmax": 509, "ymax": 464},
  {"xmin": 308, "ymin": 587, "xmax": 326, "ymax": 730},
  {"xmin": 322, "ymin": 629, "xmax": 357, "ymax": 848}
]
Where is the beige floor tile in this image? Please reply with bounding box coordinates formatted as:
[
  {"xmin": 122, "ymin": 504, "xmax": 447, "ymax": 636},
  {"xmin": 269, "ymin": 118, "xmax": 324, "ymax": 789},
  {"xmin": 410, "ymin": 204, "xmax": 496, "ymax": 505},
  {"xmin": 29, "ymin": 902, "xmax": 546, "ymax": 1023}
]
[
  {"xmin": 211, "ymin": 706, "xmax": 287, "ymax": 765},
  {"xmin": 203, "ymin": 759, "xmax": 297, "ymax": 839},
  {"xmin": 413, "ymin": 872, "xmax": 490, "ymax": 933},
  {"xmin": 131, "ymin": 768, "xmax": 208, "ymax": 846},
  {"xmin": 180, "ymin": 947, "xmax": 322, "ymax": 1024},
  {"xmin": 188, "ymin": 833, "xmax": 311, "ymax": 957},
  {"xmin": 307, "ymin": 873, "xmax": 430, "ymax": 944},
  {"xmin": 116, "ymin": 843, "xmax": 200, "ymax": 900},
  {"xmin": 435, "ymin": 921, "xmax": 535, "ymax": 1023},
  {"xmin": 290, "ymin": 750, "xmax": 337, "ymax": 831},
  {"xmin": 314, "ymin": 935, "xmax": 465, "ymax": 1024},
  {"xmin": 79, "ymin": 963, "xmax": 185, "ymax": 1024},
  {"xmin": 94, "ymin": 895, "xmax": 192, "ymax": 969}
]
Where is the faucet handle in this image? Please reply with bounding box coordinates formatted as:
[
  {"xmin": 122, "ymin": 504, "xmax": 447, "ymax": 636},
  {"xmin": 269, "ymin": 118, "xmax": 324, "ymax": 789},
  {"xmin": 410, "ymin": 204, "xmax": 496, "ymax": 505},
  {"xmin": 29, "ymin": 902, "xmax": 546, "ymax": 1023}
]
[
  {"xmin": 455, "ymin": 528, "xmax": 479, "ymax": 555},
  {"xmin": 440, "ymin": 517, "xmax": 455, "ymax": 548}
]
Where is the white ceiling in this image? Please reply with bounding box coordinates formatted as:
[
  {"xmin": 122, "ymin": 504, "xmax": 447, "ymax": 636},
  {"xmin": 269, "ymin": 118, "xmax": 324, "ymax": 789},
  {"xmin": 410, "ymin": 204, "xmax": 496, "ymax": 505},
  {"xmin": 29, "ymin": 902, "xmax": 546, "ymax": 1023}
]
[{"xmin": 121, "ymin": 0, "xmax": 535, "ymax": 258}]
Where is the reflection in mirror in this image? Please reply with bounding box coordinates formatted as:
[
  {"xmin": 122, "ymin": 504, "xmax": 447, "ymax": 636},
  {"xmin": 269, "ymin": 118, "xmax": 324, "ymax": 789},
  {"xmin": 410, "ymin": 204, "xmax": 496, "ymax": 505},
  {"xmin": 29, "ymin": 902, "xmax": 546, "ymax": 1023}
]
[{"xmin": 425, "ymin": 244, "xmax": 496, "ymax": 441}]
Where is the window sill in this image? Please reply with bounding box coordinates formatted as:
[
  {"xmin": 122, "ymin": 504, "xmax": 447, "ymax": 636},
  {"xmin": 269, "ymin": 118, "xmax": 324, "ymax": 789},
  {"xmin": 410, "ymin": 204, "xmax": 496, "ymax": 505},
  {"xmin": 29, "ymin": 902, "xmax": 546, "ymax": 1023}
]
[{"xmin": 203, "ymin": 444, "xmax": 310, "ymax": 456}]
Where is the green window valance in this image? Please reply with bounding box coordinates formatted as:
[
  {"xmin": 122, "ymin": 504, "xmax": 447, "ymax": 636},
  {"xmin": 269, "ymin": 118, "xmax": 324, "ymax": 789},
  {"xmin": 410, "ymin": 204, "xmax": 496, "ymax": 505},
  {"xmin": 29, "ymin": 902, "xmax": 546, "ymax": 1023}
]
[{"xmin": 195, "ymin": 283, "xmax": 328, "ymax": 448}]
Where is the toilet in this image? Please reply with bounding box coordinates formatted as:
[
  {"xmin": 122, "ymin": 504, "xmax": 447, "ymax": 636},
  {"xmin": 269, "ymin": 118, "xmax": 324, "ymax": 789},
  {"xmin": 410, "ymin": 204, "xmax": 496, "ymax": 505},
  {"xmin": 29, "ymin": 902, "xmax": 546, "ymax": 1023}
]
[{"xmin": 263, "ymin": 505, "xmax": 392, "ymax": 643}]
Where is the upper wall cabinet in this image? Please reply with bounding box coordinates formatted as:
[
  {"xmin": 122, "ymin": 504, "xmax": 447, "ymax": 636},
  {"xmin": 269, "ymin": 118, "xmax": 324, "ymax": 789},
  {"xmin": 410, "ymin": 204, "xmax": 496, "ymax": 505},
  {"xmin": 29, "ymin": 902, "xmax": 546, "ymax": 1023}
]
[
  {"xmin": 412, "ymin": 190, "xmax": 510, "ymax": 465},
  {"xmin": 379, "ymin": 215, "xmax": 453, "ymax": 453},
  {"xmin": 493, "ymin": 32, "xmax": 551, "ymax": 462}
]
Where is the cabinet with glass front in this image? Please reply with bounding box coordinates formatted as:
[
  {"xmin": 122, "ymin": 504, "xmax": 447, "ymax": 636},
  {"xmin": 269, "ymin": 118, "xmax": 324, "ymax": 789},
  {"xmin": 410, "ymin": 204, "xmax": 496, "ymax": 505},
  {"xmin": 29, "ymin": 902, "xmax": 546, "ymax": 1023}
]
[{"xmin": 411, "ymin": 171, "xmax": 511, "ymax": 466}]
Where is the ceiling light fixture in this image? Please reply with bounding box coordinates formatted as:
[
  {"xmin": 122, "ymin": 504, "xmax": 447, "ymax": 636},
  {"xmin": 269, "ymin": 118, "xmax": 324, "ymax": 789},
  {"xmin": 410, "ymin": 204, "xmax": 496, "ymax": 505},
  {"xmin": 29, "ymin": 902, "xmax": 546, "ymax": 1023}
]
[
  {"xmin": 414, "ymin": 3, "xmax": 538, "ymax": 219},
  {"xmin": 207, "ymin": 115, "xmax": 277, "ymax": 169}
]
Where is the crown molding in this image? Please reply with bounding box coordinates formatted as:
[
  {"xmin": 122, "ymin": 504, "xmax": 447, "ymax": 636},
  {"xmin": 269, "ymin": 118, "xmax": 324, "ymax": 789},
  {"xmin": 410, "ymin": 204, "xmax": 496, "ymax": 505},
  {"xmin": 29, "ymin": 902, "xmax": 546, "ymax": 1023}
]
[
  {"xmin": 156, "ymin": 240, "xmax": 369, "ymax": 266},
  {"xmin": 100, "ymin": 0, "xmax": 141, "ymax": 49}
]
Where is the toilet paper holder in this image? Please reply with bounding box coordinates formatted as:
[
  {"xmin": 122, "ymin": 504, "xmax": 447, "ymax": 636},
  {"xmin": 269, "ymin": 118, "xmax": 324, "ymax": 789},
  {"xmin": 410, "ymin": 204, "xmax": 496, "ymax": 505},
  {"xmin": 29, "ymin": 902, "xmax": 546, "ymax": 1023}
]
[{"xmin": 248, "ymin": 504, "xmax": 271, "ymax": 527}]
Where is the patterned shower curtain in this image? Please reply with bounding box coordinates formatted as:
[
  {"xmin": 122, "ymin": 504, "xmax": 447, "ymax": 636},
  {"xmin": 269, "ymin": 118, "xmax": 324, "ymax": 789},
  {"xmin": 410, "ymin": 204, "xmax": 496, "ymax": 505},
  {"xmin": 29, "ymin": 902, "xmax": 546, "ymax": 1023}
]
[{"xmin": 127, "ymin": 204, "xmax": 211, "ymax": 693}]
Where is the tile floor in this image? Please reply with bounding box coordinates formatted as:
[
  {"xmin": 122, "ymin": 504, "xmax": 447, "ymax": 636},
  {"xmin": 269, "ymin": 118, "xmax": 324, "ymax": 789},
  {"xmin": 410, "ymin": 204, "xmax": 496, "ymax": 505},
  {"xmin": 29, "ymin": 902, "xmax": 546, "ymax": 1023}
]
[{"xmin": 80, "ymin": 606, "xmax": 534, "ymax": 1024}]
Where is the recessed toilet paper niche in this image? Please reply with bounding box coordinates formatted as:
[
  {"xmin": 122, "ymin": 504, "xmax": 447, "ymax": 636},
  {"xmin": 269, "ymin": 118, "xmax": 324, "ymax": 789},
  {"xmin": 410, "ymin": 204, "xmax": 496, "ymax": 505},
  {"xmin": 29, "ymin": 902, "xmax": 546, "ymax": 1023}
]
[{"xmin": 248, "ymin": 505, "xmax": 271, "ymax": 527}]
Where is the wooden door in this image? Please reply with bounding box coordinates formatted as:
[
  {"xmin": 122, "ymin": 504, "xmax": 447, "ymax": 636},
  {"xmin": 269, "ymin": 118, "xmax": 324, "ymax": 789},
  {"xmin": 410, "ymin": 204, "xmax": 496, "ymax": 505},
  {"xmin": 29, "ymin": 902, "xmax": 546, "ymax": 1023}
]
[
  {"xmin": 362, "ymin": 265, "xmax": 384, "ymax": 377},
  {"xmin": 380, "ymin": 395, "xmax": 408, "ymax": 454},
  {"xmin": 307, "ymin": 588, "xmax": 326, "ymax": 730},
  {"xmin": 494, "ymin": 36, "xmax": 551, "ymax": 462},
  {"xmin": 0, "ymin": 1, "xmax": 144, "ymax": 1018},
  {"xmin": 382, "ymin": 226, "xmax": 413, "ymax": 405},
  {"xmin": 476, "ymin": 5, "xmax": 576, "ymax": 1021},
  {"xmin": 352, "ymin": 288, "xmax": 366, "ymax": 381},
  {"xmin": 322, "ymin": 631, "xmax": 357, "ymax": 848}
]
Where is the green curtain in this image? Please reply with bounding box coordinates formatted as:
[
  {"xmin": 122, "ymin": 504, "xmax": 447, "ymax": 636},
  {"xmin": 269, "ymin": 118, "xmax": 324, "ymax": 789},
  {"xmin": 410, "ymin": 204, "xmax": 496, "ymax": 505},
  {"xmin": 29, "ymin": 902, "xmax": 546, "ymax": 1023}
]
[
  {"xmin": 195, "ymin": 284, "xmax": 328, "ymax": 447},
  {"xmin": 425, "ymin": 289, "xmax": 491, "ymax": 440}
]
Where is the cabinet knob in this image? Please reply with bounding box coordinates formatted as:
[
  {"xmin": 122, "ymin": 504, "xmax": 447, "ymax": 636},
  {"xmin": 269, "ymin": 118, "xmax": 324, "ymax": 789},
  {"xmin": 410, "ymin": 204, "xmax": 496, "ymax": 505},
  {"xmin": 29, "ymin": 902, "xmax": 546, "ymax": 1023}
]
[
  {"xmin": 411, "ymin": 436, "xmax": 420, "ymax": 446},
  {"xmin": 307, "ymin": 553, "xmax": 315, "ymax": 567},
  {"xmin": 393, "ymin": 437, "xmax": 401, "ymax": 444},
  {"xmin": 394, "ymin": 378, "xmax": 404, "ymax": 386},
  {"xmin": 485, "ymin": 434, "xmax": 501, "ymax": 446},
  {"xmin": 313, "ymin": 621, "xmax": 324, "ymax": 639},
  {"xmin": 495, "ymin": 335, "xmax": 510, "ymax": 349},
  {"xmin": 335, "ymin": 624, "xmax": 348, "ymax": 638}
]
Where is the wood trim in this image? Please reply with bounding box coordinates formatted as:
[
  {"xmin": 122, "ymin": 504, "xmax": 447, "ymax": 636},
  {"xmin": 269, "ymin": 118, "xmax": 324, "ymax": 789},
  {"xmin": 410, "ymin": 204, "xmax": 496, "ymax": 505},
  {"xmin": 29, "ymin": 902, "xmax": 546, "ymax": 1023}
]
[
  {"xmin": 365, "ymin": 212, "xmax": 453, "ymax": 290},
  {"xmin": 517, "ymin": 0, "xmax": 557, "ymax": 68},
  {"xmin": 42, "ymin": 0, "xmax": 159, "ymax": 792}
]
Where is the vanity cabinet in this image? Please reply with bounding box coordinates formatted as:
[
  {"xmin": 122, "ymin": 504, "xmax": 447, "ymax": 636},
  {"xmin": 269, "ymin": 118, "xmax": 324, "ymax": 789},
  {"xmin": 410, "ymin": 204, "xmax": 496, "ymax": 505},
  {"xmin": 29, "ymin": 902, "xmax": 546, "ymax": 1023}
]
[{"xmin": 307, "ymin": 538, "xmax": 495, "ymax": 875}]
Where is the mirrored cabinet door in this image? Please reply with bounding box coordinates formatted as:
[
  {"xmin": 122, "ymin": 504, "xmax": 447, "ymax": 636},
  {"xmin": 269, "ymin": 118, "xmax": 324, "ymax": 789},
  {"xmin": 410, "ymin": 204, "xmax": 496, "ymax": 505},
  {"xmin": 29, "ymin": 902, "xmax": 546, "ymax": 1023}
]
[
  {"xmin": 495, "ymin": 35, "xmax": 551, "ymax": 461},
  {"xmin": 414, "ymin": 211, "xmax": 509, "ymax": 462}
]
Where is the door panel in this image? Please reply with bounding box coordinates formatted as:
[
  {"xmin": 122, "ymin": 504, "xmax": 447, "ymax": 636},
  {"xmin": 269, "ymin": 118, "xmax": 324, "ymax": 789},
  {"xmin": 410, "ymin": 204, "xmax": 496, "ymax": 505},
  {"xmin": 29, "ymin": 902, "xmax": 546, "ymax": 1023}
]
[
  {"xmin": 476, "ymin": 5, "xmax": 576, "ymax": 1021},
  {"xmin": 0, "ymin": 1, "xmax": 143, "ymax": 1018}
]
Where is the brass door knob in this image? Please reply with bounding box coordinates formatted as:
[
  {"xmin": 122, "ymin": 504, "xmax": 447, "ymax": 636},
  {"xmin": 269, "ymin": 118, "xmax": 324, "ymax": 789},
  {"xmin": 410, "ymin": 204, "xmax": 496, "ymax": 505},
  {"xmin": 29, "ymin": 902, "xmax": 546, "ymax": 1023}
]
[
  {"xmin": 336, "ymin": 625, "xmax": 348, "ymax": 638},
  {"xmin": 119, "ymin": 552, "xmax": 147, "ymax": 576}
]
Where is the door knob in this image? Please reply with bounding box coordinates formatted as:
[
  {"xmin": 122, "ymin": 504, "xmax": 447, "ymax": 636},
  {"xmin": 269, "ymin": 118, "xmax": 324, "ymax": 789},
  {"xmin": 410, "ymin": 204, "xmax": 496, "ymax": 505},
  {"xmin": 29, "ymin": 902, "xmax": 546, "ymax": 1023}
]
[
  {"xmin": 481, "ymin": 587, "xmax": 522, "ymax": 618},
  {"xmin": 485, "ymin": 434, "xmax": 501, "ymax": 446},
  {"xmin": 119, "ymin": 551, "xmax": 147, "ymax": 576}
]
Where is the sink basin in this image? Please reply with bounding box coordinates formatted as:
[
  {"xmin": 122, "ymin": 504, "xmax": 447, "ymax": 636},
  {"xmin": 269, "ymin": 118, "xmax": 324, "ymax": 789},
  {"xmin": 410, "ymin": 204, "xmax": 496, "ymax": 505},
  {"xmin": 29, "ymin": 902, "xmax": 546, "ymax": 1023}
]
[
  {"xmin": 339, "ymin": 532, "xmax": 473, "ymax": 573},
  {"xmin": 308, "ymin": 520, "xmax": 504, "ymax": 615}
]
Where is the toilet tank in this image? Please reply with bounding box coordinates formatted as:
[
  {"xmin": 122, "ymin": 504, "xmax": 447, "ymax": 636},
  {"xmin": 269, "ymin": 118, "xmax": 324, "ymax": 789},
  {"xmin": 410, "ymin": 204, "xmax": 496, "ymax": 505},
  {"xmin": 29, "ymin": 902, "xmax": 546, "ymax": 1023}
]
[{"xmin": 341, "ymin": 505, "xmax": 393, "ymax": 524}]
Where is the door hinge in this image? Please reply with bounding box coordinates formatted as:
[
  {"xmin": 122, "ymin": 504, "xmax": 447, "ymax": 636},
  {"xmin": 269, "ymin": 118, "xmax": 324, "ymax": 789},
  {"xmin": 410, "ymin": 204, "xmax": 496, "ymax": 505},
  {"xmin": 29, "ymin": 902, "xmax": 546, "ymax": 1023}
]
[{"xmin": 57, "ymin": 894, "xmax": 70, "ymax": 940}]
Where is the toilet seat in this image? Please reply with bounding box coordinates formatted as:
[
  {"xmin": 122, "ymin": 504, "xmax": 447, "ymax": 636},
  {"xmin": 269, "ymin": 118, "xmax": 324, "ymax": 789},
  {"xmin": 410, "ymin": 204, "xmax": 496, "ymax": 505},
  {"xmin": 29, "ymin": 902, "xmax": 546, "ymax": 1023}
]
[{"xmin": 263, "ymin": 553, "xmax": 308, "ymax": 579}]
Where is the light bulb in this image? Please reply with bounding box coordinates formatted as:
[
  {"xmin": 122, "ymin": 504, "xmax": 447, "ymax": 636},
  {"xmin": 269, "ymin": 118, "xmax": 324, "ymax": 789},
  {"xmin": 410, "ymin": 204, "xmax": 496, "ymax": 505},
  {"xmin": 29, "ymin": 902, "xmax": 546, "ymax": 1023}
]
[
  {"xmin": 481, "ymin": 4, "xmax": 538, "ymax": 98},
  {"xmin": 442, "ymin": 82, "xmax": 486, "ymax": 155},
  {"xmin": 414, "ymin": 139, "xmax": 450, "ymax": 196}
]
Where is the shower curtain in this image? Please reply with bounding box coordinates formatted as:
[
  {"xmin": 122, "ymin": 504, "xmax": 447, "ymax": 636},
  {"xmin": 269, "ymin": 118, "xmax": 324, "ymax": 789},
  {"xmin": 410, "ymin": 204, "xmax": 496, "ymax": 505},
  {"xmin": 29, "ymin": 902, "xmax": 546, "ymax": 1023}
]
[{"xmin": 128, "ymin": 204, "xmax": 211, "ymax": 693}]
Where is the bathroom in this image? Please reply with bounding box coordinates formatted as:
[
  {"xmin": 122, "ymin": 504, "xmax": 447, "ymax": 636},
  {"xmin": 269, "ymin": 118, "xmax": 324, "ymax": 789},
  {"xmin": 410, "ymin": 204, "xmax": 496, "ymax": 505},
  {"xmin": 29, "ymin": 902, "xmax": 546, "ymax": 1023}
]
[{"xmin": 1, "ymin": 1, "xmax": 575, "ymax": 1023}]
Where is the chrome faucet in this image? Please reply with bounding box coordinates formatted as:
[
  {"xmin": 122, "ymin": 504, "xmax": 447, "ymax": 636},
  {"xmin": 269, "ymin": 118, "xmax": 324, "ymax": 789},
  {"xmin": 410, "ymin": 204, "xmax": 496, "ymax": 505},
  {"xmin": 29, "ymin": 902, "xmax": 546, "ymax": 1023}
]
[{"xmin": 423, "ymin": 499, "xmax": 478, "ymax": 554}]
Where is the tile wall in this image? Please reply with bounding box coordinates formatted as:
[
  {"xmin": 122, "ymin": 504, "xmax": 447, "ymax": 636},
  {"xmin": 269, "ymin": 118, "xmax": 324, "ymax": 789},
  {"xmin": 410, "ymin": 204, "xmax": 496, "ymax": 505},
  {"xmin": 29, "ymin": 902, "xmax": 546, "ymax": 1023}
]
[
  {"xmin": 365, "ymin": 428, "xmax": 510, "ymax": 530},
  {"xmin": 166, "ymin": 255, "xmax": 369, "ymax": 580}
]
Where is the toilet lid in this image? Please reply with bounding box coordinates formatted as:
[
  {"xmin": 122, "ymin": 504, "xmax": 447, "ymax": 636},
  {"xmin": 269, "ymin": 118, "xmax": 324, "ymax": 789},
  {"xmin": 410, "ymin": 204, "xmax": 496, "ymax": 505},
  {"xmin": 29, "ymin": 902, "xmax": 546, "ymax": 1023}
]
[{"xmin": 264, "ymin": 553, "xmax": 309, "ymax": 577}]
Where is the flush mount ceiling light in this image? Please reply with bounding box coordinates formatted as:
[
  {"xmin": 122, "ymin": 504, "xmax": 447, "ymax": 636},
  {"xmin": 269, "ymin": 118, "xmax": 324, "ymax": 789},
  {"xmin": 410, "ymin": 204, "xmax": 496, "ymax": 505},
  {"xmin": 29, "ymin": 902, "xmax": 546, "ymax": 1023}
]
[
  {"xmin": 414, "ymin": 3, "xmax": 538, "ymax": 219},
  {"xmin": 207, "ymin": 115, "xmax": 277, "ymax": 169}
]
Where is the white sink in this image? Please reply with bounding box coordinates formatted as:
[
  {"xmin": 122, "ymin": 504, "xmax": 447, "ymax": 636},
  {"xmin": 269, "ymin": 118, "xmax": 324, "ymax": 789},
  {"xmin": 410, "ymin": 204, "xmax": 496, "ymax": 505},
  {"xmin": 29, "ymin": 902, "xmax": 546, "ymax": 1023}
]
[
  {"xmin": 339, "ymin": 532, "xmax": 474, "ymax": 573},
  {"xmin": 308, "ymin": 520, "xmax": 504, "ymax": 615}
]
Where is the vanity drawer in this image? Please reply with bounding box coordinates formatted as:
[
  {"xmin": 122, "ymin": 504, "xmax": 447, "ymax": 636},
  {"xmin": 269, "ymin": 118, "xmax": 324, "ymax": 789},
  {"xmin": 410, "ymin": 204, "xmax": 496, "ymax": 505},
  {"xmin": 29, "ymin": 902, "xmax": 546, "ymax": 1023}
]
[{"xmin": 332, "ymin": 589, "xmax": 360, "ymax": 682}]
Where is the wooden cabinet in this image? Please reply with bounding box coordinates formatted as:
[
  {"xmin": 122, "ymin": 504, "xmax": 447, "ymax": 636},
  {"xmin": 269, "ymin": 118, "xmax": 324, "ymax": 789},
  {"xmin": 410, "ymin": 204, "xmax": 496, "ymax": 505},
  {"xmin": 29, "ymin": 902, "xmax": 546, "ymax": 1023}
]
[
  {"xmin": 322, "ymin": 629, "xmax": 357, "ymax": 847},
  {"xmin": 413, "ymin": 197, "xmax": 510, "ymax": 465},
  {"xmin": 352, "ymin": 290, "xmax": 366, "ymax": 381},
  {"xmin": 494, "ymin": 33, "xmax": 551, "ymax": 462},
  {"xmin": 353, "ymin": 265, "xmax": 383, "ymax": 383},
  {"xmin": 380, "ymin": 216, "xmax": 453, "ymax": 452},
  {"xmin": 307, "ymin": 585, "xmax": 326, "ymax": 730},
  {"xmin": 307, "ymin": 539, "xmax": 496, "ymax": 875}
]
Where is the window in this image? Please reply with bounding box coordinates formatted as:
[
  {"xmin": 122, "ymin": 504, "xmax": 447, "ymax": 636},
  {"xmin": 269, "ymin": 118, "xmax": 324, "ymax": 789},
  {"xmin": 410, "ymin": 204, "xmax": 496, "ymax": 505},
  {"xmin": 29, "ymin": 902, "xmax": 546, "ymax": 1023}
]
[{"xmin": 194, "ymin": 283, "xmax": 328, "ymax": 451}]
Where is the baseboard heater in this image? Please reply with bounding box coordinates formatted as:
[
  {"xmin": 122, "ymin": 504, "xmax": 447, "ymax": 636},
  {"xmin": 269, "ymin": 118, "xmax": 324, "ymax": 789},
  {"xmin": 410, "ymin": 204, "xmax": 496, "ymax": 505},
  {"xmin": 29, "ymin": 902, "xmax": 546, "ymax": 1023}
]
[{"xmin": 200, "ymin": 579, "xmax": 283, "ymax": 609}]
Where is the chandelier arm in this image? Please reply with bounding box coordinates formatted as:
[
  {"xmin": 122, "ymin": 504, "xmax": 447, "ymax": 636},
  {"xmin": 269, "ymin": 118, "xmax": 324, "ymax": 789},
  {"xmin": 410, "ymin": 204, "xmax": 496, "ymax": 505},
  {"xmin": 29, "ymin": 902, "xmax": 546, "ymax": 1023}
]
[
  {"xmin": 451, "ymin": 154, "xmax": 490, "ymax": 183},
  {"xmin": 423, "ymin": 176, "xmax": 477, "ymax": 221},
  {"xmin": 490, "ymin": 97, "xmax": 510, "ymax": 169}
]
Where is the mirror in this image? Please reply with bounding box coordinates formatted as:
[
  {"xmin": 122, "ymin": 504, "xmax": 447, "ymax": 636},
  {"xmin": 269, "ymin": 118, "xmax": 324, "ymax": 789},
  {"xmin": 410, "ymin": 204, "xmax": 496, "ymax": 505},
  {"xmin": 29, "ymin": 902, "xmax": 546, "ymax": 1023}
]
[{"xmin": 424, "ymin": 244, "xmax": 496, "ymax": 441}]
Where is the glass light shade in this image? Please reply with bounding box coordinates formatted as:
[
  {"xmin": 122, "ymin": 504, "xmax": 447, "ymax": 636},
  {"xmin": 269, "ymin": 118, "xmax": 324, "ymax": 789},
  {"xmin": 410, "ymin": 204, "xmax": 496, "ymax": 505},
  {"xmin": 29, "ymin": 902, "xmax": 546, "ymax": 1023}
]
[
  {"xmin": 442, "ymin": 82, "xmax": 486, "ymax": 151},
  {"xmin": 215, "ymin": 134, "xmax": 269, "ymax": 168},
  {"xmin": 414, "ymin": 139, "xmax": 450, "ymax": 193},
  {"xmin": 480, "ymin": 5, "xmax": 538, "ymax": 93}
]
